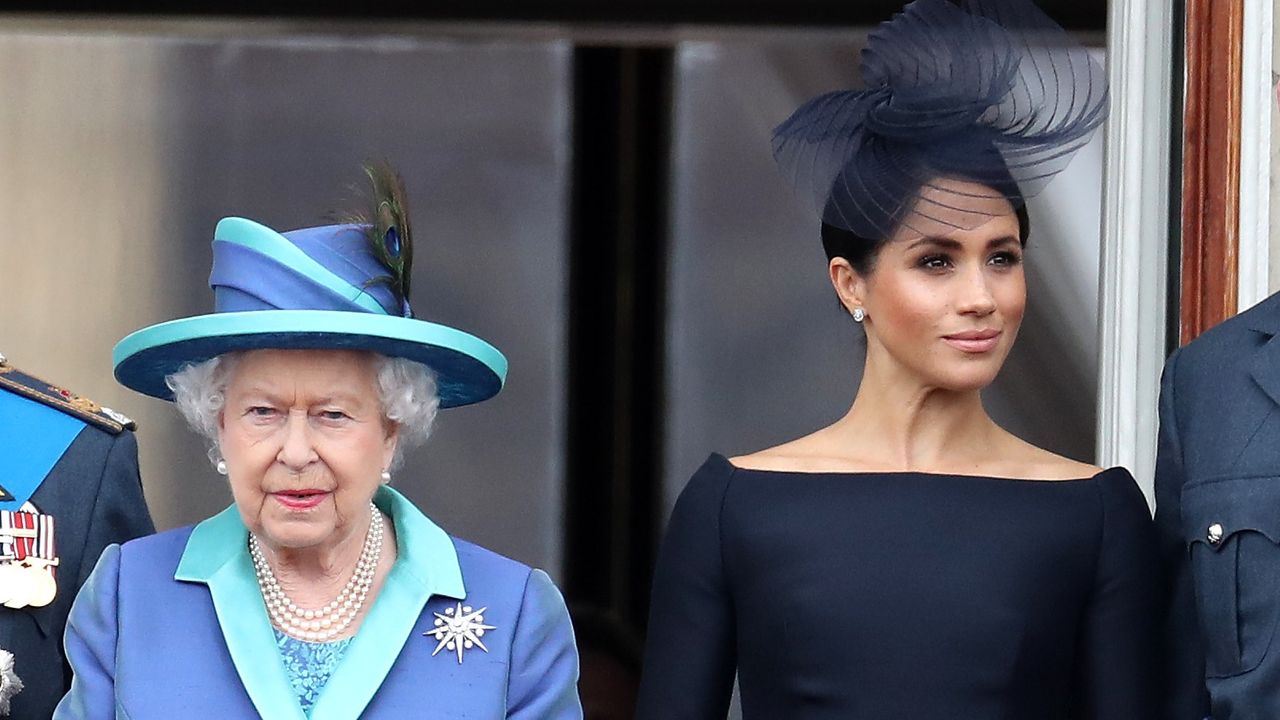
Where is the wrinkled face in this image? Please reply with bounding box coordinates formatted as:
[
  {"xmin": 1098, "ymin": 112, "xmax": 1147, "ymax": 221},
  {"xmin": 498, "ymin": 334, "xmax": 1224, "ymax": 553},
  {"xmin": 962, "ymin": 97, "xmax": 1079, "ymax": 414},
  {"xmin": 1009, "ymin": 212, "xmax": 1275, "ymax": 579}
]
[
  {"xmin": 842, "ymin": 178, "xmax": 1027, "ymax": 392},
  {"xmin": 218, "ymin": 349, "xmax": 397, "ymax": 551}
]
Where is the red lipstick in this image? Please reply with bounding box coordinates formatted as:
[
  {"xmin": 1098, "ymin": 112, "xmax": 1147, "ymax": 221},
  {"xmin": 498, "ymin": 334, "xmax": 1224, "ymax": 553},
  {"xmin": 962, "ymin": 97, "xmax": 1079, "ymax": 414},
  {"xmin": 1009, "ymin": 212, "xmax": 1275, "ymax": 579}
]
[{"xmin": 271, "ymin": 490, "xmax": 330, "ymax": 511}]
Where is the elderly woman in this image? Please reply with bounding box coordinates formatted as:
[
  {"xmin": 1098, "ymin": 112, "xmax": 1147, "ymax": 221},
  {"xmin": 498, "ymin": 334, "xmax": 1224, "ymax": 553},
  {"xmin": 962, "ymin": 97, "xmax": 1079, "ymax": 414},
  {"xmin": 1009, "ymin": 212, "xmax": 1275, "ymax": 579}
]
[{"xmin": 53, "ymin": 168, "xmax": 582, "ymax": 719}]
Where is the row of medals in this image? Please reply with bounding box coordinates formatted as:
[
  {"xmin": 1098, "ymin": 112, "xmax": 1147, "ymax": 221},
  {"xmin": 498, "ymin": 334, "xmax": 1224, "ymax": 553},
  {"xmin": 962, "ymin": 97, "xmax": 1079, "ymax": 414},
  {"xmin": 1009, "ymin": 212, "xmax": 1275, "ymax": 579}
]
[{"xmin": 0, "ymin": 503, "xmax": 57, "ymax": 609}]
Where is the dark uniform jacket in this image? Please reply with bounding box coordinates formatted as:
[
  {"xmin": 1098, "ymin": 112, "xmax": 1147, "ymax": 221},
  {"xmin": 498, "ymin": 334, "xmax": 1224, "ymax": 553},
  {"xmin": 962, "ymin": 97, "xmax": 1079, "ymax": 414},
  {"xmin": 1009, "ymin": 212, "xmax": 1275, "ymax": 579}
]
[
  {"xmin": 0, "ymin": 359, "xmax": 153, "ymax": 719},
  {"xmin": 1157, "ymin": 291, "xmax": 1280, "ymax": 719}
]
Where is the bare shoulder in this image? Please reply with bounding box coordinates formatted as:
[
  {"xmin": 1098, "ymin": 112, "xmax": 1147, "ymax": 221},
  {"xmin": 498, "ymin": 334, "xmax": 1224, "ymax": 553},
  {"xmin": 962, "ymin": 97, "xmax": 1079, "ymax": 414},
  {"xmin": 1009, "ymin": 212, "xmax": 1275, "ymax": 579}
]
[
  {"xmin": 729, "ymin": 437, "xmax": 815, "ymax": 472},
  {"xmin": 1004, "ymin": 437, "xmax": 1104, "ymax": 481},
  {"xmin": 728, "ymin": 430, "xmax": 888, "ymax": 473},
  {"xmin": 728, "ymin": 433, "xmax": 853, "ymax": 473}
]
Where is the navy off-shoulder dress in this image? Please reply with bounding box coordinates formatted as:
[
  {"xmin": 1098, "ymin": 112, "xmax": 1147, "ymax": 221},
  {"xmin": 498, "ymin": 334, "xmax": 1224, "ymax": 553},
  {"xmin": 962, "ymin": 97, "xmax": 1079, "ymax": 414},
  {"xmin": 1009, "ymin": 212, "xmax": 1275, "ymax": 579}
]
[{"xmin": 637, "ymin": 454, "xmax": 1160, "ymax": 719}]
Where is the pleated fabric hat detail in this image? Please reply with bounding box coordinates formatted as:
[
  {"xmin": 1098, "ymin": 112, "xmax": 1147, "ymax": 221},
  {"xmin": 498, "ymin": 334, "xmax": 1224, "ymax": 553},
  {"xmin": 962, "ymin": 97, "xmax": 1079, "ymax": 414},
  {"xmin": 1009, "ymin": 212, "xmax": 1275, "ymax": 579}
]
[{"xmin": 113, "ymin": 164, "xmax": 506, "ymax": 408}]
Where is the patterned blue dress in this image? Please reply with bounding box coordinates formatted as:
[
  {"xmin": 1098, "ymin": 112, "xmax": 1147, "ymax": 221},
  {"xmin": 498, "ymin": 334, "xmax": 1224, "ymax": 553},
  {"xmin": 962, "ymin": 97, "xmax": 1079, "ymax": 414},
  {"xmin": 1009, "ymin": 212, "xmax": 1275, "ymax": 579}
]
[{"xmin": 274, "ymin": 629, "xmax": 354, "ymax": 716}]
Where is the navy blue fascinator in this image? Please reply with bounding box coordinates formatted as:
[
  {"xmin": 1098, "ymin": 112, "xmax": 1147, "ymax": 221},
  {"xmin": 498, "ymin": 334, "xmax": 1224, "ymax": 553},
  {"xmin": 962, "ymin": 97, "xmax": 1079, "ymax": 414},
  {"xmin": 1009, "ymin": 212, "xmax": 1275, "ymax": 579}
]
[{"xmin": 773, "ymin": 0, "xmax": 1107, "ymax": 241}]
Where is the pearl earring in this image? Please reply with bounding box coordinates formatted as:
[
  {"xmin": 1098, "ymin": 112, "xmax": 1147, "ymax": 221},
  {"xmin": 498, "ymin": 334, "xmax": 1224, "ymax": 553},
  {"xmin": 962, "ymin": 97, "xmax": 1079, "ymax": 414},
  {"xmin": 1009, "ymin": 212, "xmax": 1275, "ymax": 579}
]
[
  {"xmin": 380, "ymin": 470, "xmax": 391, "ymax": 483},
  {"xmin": 216, "ymin": 459, "xmax": 228, "ymax": 475},
  {"xmin": 852, "ymin": 307, "xmax": 866, "ymax": 323}
]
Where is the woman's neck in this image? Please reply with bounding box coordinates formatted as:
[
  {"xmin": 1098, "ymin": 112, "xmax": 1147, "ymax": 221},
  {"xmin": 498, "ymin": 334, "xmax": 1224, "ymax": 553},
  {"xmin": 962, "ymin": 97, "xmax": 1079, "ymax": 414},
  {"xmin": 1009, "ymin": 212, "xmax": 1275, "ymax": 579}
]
[
  {"xmin": 834, "ymin": 355, "xmax": 1003, "ymax": 472},
  {"xmin": 261, "ymin": 510, "xmax": 377, "ymax": 607}
]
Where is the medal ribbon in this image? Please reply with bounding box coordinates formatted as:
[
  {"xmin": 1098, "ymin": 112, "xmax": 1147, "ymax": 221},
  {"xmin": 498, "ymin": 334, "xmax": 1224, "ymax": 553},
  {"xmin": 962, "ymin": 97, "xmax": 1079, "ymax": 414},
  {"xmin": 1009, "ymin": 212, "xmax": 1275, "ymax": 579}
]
[
  {"xmin": 0, "ymin": 510, "xmax": 56, "ymax": 576},
  {"xmin": 39, "ymin": 513, "xmax": 55, "ymax": 573}
]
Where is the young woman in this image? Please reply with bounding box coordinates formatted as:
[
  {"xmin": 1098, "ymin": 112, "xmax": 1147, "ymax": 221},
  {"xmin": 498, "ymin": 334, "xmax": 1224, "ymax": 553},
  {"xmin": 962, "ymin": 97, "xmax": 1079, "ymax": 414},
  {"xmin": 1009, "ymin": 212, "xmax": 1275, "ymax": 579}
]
[{"xmin": 636, "ymin": 1, "xmax": 1158, "ymax": 718}]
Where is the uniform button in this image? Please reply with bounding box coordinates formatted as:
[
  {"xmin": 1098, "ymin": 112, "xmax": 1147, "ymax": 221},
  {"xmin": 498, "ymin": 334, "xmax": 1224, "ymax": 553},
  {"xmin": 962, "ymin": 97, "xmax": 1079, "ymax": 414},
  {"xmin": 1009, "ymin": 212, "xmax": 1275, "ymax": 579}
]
[{"xmin": 1207, "ymin": 523, "xmax": 1224, "ymax": 545}]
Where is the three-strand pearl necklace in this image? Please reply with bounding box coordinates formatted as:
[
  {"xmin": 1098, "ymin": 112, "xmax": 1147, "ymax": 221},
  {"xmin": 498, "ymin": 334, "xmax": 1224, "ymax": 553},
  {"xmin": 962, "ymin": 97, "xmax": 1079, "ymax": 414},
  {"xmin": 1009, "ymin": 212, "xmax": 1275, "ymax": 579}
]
[{"xmin": 249, "ymin": 501, "xmax": 384, "ymax": 642}]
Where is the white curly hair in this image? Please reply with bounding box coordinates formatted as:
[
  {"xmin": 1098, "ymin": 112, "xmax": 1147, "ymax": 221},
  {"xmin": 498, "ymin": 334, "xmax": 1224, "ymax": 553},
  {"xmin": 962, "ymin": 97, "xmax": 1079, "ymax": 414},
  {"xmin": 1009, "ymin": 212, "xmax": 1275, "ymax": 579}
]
[{"xmin": 165, "ymin": 350, "xmax": 440, "ymax": 472}]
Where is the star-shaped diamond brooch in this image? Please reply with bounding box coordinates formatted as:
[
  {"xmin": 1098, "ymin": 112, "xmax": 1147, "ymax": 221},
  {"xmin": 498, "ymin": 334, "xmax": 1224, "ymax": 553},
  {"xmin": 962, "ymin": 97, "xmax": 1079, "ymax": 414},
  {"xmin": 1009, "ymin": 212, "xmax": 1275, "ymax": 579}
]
[{"xmin": 425, "ymin": 602, "xmax": 496, "ymax": 664}]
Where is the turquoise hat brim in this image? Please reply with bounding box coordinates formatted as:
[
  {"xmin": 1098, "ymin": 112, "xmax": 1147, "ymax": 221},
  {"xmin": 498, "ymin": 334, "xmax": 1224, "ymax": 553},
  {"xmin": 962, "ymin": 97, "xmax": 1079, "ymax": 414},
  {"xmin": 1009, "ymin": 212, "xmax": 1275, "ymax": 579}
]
[{"xmin": 113, "ymin": 310, "xmax": 507, "ymax": 408}]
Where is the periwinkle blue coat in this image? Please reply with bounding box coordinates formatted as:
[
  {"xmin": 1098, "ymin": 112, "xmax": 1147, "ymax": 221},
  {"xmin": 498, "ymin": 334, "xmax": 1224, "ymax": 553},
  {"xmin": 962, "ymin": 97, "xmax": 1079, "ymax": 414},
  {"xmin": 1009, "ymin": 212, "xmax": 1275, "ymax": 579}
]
[{"xmin": 53, "ymin": 486, "xmax": 582, "ymax": 719}]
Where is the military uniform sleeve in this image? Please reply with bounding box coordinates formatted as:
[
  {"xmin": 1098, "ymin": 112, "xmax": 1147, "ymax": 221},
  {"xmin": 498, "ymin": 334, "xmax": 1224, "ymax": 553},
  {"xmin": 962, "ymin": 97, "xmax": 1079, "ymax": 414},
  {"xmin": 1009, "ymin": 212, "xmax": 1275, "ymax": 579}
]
[
  {"xmin": 76, "ymin": 432, "xmax": 152, "ymax": 589},
  {"xmin": 53, "ymin": 544, "xmax": 122, "ymax": 720},
  {"xmin": 1153, "ymin": 349, "xmax": 1211, "ymax": 718},
  {"xmin": 506, "ymin": 569, "xmax": 583, "ymax": 719}
]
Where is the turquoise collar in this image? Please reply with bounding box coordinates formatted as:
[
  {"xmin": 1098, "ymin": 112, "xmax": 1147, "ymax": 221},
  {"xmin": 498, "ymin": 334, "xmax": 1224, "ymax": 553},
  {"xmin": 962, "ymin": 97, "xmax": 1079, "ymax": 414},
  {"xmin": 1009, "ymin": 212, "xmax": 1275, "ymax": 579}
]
[{"xmin": 175, "ymin": 485, "xmax": 465, "ymax": 719}]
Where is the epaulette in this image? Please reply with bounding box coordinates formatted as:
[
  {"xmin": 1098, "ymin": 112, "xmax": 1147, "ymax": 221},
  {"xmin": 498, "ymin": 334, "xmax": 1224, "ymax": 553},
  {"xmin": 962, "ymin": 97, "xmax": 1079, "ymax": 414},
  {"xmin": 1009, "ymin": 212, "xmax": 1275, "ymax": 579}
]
[{"xmin": 0, "ymin": 352, "xmax": 137, "ymax": 435}]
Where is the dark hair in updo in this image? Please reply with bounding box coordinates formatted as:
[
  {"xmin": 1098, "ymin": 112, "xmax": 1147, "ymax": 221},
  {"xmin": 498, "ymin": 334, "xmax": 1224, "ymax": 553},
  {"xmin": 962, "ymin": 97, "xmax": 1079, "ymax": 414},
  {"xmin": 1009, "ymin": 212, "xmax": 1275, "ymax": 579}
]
[
  {"xmin": 820, "ymin": 146, "xmax": 1032, "ymax": 276},
  {"xmin": 821, "ymin": 199, "xmax": 1031, "ymax": 275}
]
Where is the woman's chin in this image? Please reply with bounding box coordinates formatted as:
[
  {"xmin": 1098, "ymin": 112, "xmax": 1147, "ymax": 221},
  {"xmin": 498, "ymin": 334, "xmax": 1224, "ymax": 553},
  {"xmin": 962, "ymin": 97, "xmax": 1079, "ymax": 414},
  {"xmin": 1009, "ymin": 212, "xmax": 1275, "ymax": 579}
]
[
  {"xmin": 928, "ymin": 366, "xmax": 1002, "ymax": 393},
  {"xmin": 259, "ymin": 517, "xmax": 335, "ymax": 550}
]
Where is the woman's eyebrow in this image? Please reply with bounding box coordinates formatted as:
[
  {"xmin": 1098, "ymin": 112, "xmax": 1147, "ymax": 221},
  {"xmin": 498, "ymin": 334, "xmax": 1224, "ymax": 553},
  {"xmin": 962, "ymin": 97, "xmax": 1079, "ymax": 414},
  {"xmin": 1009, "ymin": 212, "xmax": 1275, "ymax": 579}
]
[
  {"xmin": 234, "ymin": 385, "xmax": 283, "ymax": 401},
  {"xmin": 904, "ymin": 236, "xmax": 963, "ymax": 252},
  {"xmin": 314, "ymin": 392, "xmax": 367, "ymax": 407}
]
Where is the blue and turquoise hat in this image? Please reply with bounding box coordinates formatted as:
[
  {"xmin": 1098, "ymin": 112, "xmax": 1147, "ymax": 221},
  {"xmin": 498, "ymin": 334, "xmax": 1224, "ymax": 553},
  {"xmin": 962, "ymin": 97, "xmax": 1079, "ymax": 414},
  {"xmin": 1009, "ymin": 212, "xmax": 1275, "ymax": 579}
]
[{"xmin": 112, "ymin": 216, "xmax": 507, "ymax": 407}]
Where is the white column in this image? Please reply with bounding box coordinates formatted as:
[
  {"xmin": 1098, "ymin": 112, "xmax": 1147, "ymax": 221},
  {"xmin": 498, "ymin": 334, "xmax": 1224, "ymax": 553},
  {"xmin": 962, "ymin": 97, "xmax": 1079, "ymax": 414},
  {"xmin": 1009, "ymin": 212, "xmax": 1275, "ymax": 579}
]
[
  {"xmin": 1239, "ymin": 0, "xmax": 1274, "ymax": 309},
  {"xmin": 1096, "ymin": 0, "xmax": 1175, "ymax": 506}
]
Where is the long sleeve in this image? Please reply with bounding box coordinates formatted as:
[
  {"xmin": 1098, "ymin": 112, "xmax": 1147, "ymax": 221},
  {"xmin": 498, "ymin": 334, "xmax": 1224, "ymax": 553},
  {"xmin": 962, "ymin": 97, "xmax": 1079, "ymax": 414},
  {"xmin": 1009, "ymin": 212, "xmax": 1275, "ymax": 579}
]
[
  {"xmin": 77, "ymin": 432, "xmax": 153, "ymax": 589},
  {"xmin": 506, "ymin": 568, "xmax": 583, "ymax": 719},
  {"xmin": 1153, "ymin": 349, "xmax": 1211, "ymax": 718},
  {"xmin": 53, "ymin": 544, "xmax": 122, "ymax": 720},
  {"xmin": 1072, "ymin": 470, "xmax": 1160, "ymax": 719},
  {"xmin": 636, "ymin": 457, "xmax": 736, "ymax": 720}
]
